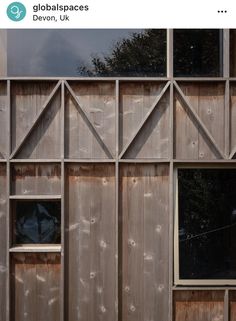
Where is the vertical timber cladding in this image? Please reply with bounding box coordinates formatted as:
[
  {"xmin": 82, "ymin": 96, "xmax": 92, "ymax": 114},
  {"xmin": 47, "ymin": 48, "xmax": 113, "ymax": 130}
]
[
  {"xmin": 65, "ymin": 164, "xmax": 117, "ymax": 321},
  {"xmin": 119, "ymin": 82, "xmax": 170, "ymax": 159},
  {"xmin": 174, "ymin": 291, "xmax": 225, "ymax": 321},
  {"xmin": 0, "ymin": 81, "xmax": 7, "ymax": 158},
  {"xmin": 0, "ymin": 164, "xmax": 6, "ymax": 321},
  {"xmin": 65, "ymin": 81, "xmax": 116, "ymax": 159},
  {"xmin": 120, "ymin": 164, "xmax": 169, "ymax": 321},
  {"xmin": 3, "ymin": 75, "xmax": 234, "ymax": 321},
  {"xmin": 174, "ymin": 82, "xmax": 225, "ymax": 159},
  {"xmin": 11, "ymin": 164, "xmax": 61, "ymax": 195},
  {"xmin": 11, "ymin": 81, "xmax": 61, "ymax": 159},
  {"xmin": 10, "ymin": 253, "xmax": 61, "ymax": 321}
]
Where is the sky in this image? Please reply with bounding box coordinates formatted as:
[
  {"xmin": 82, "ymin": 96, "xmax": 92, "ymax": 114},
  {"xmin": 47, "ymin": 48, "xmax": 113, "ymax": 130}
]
[{"xmin": 7, "ymin": 29, "xmax": 142, "ymax": 76}]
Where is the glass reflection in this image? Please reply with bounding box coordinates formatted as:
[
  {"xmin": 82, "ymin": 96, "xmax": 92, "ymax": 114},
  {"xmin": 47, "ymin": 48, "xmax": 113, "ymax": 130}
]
[
  {"xmin": 174, "ymin": 30, "xmax": 221, "ymax": 77},
  {"xmin": 15, "ymin": 201, "xmax": 61, "ymax": 244},
  {"xmin": 8, "ymin": 29, "xmax": 166, "ymax": 77},
  {"xmin": 178, "ymin": 169, "xmax": 236, "ymax": 279}
]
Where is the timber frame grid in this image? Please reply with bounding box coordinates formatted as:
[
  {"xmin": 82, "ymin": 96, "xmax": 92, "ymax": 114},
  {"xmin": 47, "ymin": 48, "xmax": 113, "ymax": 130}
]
[{"xmin": 1, "ymin": 29, "xmax": 236, "ymax": 321}]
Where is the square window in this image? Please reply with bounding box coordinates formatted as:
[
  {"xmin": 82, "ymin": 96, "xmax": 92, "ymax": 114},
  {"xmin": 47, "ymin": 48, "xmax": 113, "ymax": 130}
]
[
  {"xmin": 174, "ymin": 30, "xmax": 222, "ymax": 77},
  {"xmin": 12, "ymin": 200, "xmax": 61, "ymax": 245},
  {"xmin": 177, "ymin": 168, "xmax": 236, "ymax": 283}
]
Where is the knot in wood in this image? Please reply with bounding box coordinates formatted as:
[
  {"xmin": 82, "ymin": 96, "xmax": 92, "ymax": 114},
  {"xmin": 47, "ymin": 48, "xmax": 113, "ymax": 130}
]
[
  {"xmin": 128, "ymin": 239, "xmax": 136, "ymax": 247},
  {"xmin": 100, "ymin": 305, "xmax": 106, "ymax": 313},
  {"xmin": 90, "ymin": 217, "xmax": 96, "ymax": 224},
  {"xmin": 130, "ymin": 305, "xmax": 136, "ymax": 312},
  {"xmin": 100, "ymin": 240, "xmax": 107, "ymax": 248},
  {"xmin": 124, "ymin": 286, "xmax": 130, "ymax": 292}
]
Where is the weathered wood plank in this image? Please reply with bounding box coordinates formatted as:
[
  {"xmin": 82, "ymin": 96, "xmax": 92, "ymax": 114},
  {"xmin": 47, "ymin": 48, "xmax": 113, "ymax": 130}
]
[
  {"xmin": 174, "ymin": 291, "xmax": 224, "ymax": 321},
  {"xmin": 230, "ymin": 291, "xmax": 236, "ymax": 321},
  {"xmin": 65, "ymin": 82, "xmax": 114, "ymax": 159},
  {"xmin": 119, "ymin": 82, "xmax": 167, "ymax": 157},
  {"xmin": 15, "ymin": 89, "xmax": 61, "ymax": 159},
  {"xmin": 65, "ymin": 164, "xmax": 116, "ymax": 321},
  {"xmin": 11, "ymin": 81, "xmax": 57, "ymax": 154},
  {"xmin": 11, "ymin": 253, "xmax": 61, "ymax": 321},
  {"xmin": 11, "ymin": 164, "xmax": 61, "ymax": 195},
  {"xmin": 198, "ymin": 83, "xmax": 225, "ymax": 159},
  {"xmin": 175, "ymin": 82, "xmax": 225, "ymax": 160},
  {"xmin": 121, "ymin": 164, "xmax": 169, "ymax": 321},
  {"xmin": 174, "ymin": 85, "xmax": 199, "ymax": 159},
  {"xmin": 120, "ymin": 82, "xmax": 170, "ymax": 159},
  {"xmin": 124, "ymin": 92, "xmax": 170, "ymax": 159},
  {"xmin": 0, "ymin": 165, "xmax": 7, "ymax": 321},
  {"xmin": 0, "ymin": 81, "xmax": 7, "ymax": 158}
]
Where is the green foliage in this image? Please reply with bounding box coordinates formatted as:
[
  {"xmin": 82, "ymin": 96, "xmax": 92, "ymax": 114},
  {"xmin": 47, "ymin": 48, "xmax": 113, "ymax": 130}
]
[
  {"xmin": 78, "ymin": 29, "xmax": 220, "ymax": 77},
  {"xmin": 78, "ymin": 29, "xmax": 166, "ymax": 76}
]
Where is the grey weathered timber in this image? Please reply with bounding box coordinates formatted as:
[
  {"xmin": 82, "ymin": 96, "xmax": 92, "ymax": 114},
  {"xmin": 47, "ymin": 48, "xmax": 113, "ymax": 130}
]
[
  {"xmin": 225, "ymin": 80, "xmax": 230, "ymax": 157},
  {"xmin": 0, "ymin": 30, "xmax": 7, "ymax": 77},
  {"xmin": 0, "ymin": 81, "xmax": 7, "ymax": 158},
  {"xmin": 1, "ymin": 28, "xmax": 236, "ymax": 321},
  {"xmin": 9, "ymin": 245, "xmax": 61, "ymax": 253},
  {"xmin": 11, "ymin": 253, "xmax": 61, "ymax": 321},
  {"xmin": 65, "ymin": 164, "xmax": 116, "ymax": 321},
  {"xmin": 174, "ymin": 81, "xmax": 225, "ymax": 159},
  {"xmin": 121, "ymin": 164, "xmax": 169, "ymax": 321},
  {"xmin": 119, "ymin": 81, "xmax": 170, "ymax": 159},
  {"xmin": 0, "ymin": 165, "xmax": 7, "ymax": 321},
  {"xmin": 230, "ymin": 291, "xmax": 236, "ymax": 321},
  {"xmin": 224, "ymin": 289, "xmax": 229, "ymax": 321},
  {"xmin": 6, "ymin": 80, "xmax": 11, "ymax": 321},
  {"xmin": 11, "ymin": 164, "xmax": 61, "ymax": 195},
  {"xmin": 167, "ymin": 30, "xmax": 173, "ymax": 78},
  {"xmin": 60, "ymin": 80, "xmax": 65, "ymax": 321},
  {"xmin": 65, "ymin": 81, "xmax": 115, "ymax": 159},
  {"xmin": 223, "ymin": 30, "xmax": 230, "ymax": 78},
  {"xmin": 11, "ymin": 81, "xmax": 61, "ymax": 159}
]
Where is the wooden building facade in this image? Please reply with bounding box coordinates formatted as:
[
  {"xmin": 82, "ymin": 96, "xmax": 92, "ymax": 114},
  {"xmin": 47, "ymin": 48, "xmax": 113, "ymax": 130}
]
[{"xmin": 1, "ymin": 29, "xmax": 236, "ymax": 321}]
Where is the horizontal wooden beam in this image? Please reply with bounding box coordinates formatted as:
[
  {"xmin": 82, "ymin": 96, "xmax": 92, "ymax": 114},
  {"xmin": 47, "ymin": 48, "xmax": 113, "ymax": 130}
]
[
  {"xmin": 174, "ymin": 159, "xmax": 236, "ymax": 163},
  {"xmin": 10, "ymin": 195, "xmax": 61, "ymax": 200},
  {"xmin": 119, "ymin": 158, "xmax": 170, "ymax": 163},
  {"xmin": 64, "ymin": 159, "xmax": 115, "ymax": 163},
  {"xmin": 0, "ymin": 76, "xmax": 231, "ymax": 81},
  {"xmin": 10, "ymin": 245, "xmax": 61, "ymax": 253},
  {"xmin": 172, "ymin": 286, "xmax": 236, "ymax": 291},
  {"xmin": 10, "ymin": 159, "xmax": 61, "ymax": 163},
  {"xmin": 0, "ymin": 77, "xmax": 170, "ymax": 81}
]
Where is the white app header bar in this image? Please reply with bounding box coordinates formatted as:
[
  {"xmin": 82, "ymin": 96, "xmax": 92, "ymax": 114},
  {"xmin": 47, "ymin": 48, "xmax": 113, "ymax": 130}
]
[{"xmin": 0, "ymin": 0, "xmax": 235, "ymax": 28}]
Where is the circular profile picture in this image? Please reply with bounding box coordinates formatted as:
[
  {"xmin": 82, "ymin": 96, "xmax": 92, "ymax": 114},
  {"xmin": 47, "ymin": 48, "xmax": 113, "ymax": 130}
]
[{"xmin": 7, "ymin": 2, "xmax": 26, "ymax": 21}]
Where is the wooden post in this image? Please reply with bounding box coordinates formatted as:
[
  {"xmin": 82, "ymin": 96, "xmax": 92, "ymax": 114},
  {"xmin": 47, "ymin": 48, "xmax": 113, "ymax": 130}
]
[{"xmin": 0, "ymin": 30, "xmax": 7, "ymax": 76}]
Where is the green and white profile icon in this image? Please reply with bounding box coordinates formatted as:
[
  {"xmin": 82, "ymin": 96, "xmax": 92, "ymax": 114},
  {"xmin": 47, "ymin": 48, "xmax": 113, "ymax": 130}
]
[{"xmin": 7, "ymin": 2, "xmax": 26, "ymax": 21}]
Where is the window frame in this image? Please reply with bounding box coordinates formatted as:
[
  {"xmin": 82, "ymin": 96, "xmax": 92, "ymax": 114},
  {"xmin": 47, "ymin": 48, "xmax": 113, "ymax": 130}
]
[
  {"xmin": 174, "ymin": 164, "xmax": 236, "ymax": 286},
  {"xmin": 11, "ymin": 198, "xmax": 62, "ymax": 248}
]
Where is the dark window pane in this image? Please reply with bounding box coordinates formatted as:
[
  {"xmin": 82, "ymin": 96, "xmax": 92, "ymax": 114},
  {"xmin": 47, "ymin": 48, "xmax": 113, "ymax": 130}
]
[
  {"xmin": 14, "ymin": 201, "xmax": 61, "ymax": 244},
  {"xmin": 174, "ymin": 30, "xmax": 222, "ymax": 77},
  {"xmin": 230, "ymin": 30, "xmax": 236, "ymax": 77},
  {"xmin": 178, "ymin": 169, "xmax": 236, "ymax": 279},
  {"xmin": 8, "ymin": 29, "xmax": 166, "ymax": 77}
]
